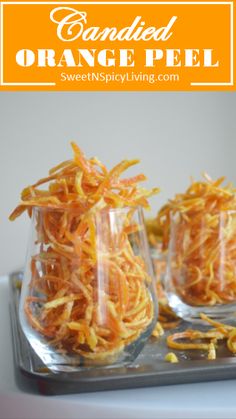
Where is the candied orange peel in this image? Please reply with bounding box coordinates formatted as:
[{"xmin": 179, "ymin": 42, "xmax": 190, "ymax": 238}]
[
  {"xmin": 167, "ymin": 313, "xmax": 236, "ymax": 360},
  {"xmin": 157, "ymin": 173, "xmax": 236, "ymax": 307},
  {"xmin": 10, "ymin": 143, "xmax": 159, "ymax": 220},
  {"xmin": 10, "ymin": 143, "xmax": 159, "ymax": 362}
]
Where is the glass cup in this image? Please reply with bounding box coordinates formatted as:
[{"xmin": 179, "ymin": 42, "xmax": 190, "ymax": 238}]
[
  {"xmin": 19, "ymin": 206, "xmax": 158, "ymax": 371},
  {"xmin": 165, "ymin": 210, "xmax": 236, "ymax": 323}
]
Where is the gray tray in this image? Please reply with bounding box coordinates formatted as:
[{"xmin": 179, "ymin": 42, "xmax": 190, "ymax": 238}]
[{"xmin": 9, "ymin": 271, "xmax": 236, "ymax": 395}]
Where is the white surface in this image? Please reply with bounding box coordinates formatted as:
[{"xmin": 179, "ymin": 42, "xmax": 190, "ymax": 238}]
[
  {"xmin": 1, "ymin": 92, "xmax": 236, "ymax": 275},
  {"xmin": 1, "ymin": 276, "xmax": 236, "ymax": 419}
]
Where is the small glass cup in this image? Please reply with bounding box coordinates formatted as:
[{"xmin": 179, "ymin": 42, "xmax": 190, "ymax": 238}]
[
  {"xmin": 165, "ymin": 210, "xmax": 236, "ymax": 323},
  {"xmin": 20, "ymin": 206, "xmax": 158, "ymax": 371}
]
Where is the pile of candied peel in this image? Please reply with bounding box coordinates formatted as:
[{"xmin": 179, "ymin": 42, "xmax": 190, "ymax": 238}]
[{"xmin": 10, "ymin": 143, "xmax": 159, "ymax": 362}]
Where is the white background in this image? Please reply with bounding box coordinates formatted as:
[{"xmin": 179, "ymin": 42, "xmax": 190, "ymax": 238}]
[{"xmin": 0, "ymin": 92, "xmax": 235, "ymax": 275}]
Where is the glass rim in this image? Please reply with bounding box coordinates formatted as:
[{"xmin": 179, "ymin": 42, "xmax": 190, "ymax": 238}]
[
  {"xmin": 31, "ymin": 204, "xmax": 143, "ymax": 214},
  {"xmin": 169, "ymin": 209, "xmax": 236, "ymax": 216}
]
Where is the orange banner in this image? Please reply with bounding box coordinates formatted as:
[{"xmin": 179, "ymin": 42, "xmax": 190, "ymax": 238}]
[{"xmin": 0, "ymin": 0, "xmax": 235, "ymax": 90}]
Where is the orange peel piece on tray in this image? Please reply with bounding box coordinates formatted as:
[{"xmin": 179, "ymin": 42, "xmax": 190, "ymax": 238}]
[
  {"xmin": 167, "ymin": 313, "xmax": 236, "ymax": 360},
  {"xmin": 10, "ymin": 142, "xmax": 159, "ymax": 362},
  {"xmin": 157, "ymin": 174, "xmax": 236, "ymax": 307}
]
